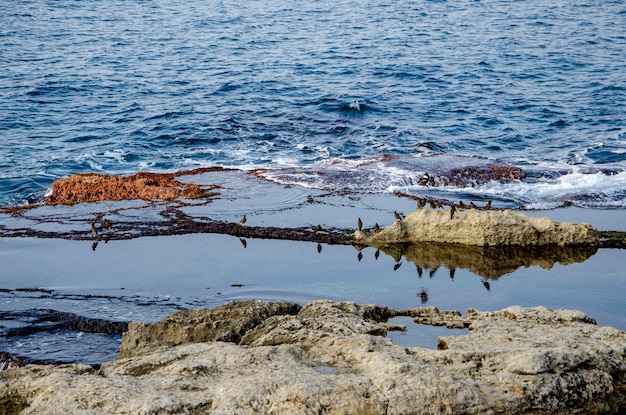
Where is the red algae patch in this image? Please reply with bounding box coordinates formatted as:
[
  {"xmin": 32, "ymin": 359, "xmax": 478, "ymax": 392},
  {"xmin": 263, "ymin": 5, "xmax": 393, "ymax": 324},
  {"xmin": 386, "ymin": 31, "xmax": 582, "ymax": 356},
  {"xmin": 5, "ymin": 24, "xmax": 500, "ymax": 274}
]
[{"xmin": 45, "ymin": 167, "xmax": 228, "ymax": 206}]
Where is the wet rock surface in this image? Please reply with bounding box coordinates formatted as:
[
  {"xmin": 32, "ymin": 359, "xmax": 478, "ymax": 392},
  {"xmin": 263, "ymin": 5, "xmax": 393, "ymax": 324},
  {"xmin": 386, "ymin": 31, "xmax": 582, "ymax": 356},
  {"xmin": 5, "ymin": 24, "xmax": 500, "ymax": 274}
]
[{"xmin": 1, "ymin": 300, "xmax": 624, "ymax": 414}]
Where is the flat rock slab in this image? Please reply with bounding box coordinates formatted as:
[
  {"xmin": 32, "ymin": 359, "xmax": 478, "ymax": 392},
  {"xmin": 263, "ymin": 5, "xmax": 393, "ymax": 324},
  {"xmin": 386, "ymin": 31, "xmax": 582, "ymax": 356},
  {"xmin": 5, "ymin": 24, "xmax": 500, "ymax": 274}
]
[
  {"xmin": 1, "ymin": 300, "xmax": 624, "ymax": 414},
  {"xmin": 355, "ymin": 209, "xmax": 599, "ymax": 246}
]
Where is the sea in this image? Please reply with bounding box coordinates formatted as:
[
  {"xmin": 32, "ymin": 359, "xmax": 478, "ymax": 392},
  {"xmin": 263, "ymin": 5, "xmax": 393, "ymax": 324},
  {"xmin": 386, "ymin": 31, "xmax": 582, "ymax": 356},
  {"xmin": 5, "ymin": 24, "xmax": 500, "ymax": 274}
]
[
  {"xmin": 1, "ymin": 0, "xmax": 625, "ymax": 208},
  {"xmin": 1, "ymin": 0, "xmax": 626, "ymax": 366}
]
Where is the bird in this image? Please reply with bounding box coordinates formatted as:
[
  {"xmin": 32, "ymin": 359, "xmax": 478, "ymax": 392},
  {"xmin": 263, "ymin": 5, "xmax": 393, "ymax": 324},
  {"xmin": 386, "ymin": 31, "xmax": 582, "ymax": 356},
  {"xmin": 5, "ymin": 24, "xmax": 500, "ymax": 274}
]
[
  {"xmin": 374, "ymin": 223, "xmax": 380, "ymax": 232},
  {"xmin": 459, "ymin": 200, "xmax": 465, "ymax": 209},
  {"xmin": 429, "ymin": 266, "xmax": 439, "ymax": 278},
  {"xmin": 417, "ymin": 199, "xmax": 427, "ymax": 210},
  {"xmin": 91, "ymin": 241, "xmax": 98, "ymax": 251},
  {"xmin": 450, "ymin": 205, "xmax": 456, "ymax": 220},
  {"xmin": 103, "ymin": 219, "xmax": 112, "ymax": 230},
  {"xmin": 240, "ymin": 215, "xmax": 247, "ymax": 225},
  {"xmin": 315, "ymin": 224, "xmax": 323, "ymax": 232},
  {"xmin": 429, "ymin": 201, "xmax": 437, "ymax": 209},
  {"xmin": 357, "ymin": 218, "xmax": 363, "ymax": 231},
  {"xmin": 374, "ymin": 249, "xmax": 380, "ymax": 260},
  {"xmin": 482, "ymin": 280, "xmax": 491, "ymax": 291},
  {"xmin": 393, "ymin": 262, "xmax": 402, "ymax": 271},
  {"xmin": 418, "ymin": 173, "xmax": 430, "ymax": 187},
  {"xmin": 470, "ymin": 202, "xmax": 478, "ymax": 209},
  {"xmin": 394, "ymin": 211, "xmax": 402, "ymax": 222},
  {"xmin": 417, "ymin": 266, "xmax": 423, "ymax": 278},
  {"xmin": 418, "ymin": 288, "xmax": 429, "ymax": 304},
  {"xmin": 91, "ymin": 223, "xmax": 98, "ymax": 239},
  {"xmin": 449, "ymin": 268, "xmax": 456, "ymax": 280},
  {"xmin": 317, "ymin": 243, "xmax": 322, "ymax": 253},
  {"xmin": 484, "ymin": 201, "xmax": 492, "ymax": 210},
  {"xmin": 357, "ymin": 251, "xmax": 363, "ymax": 262},
  {"xmin": 239, "ymin": 238, "xmax": 247, "ymax": 248}
]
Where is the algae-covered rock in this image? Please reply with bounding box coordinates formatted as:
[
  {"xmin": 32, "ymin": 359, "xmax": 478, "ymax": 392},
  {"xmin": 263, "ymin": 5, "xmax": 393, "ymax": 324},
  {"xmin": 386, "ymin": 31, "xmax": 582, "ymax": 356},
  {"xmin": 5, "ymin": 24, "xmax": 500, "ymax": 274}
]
[
  {"xmin": 356, "ymin": 209, "xmax": 599, "ymax": 246},
  {"xmin": 1, "ymin": 300, "xmax": 624, "ymax": 415}
]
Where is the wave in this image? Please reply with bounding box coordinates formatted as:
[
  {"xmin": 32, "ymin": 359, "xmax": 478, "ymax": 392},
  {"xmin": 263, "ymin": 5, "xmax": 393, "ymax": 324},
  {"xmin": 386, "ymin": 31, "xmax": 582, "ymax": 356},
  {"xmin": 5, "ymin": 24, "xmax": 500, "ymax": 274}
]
[{"xmin": 256, "ymin": 154, "xmax": 626, "ymax": 209}]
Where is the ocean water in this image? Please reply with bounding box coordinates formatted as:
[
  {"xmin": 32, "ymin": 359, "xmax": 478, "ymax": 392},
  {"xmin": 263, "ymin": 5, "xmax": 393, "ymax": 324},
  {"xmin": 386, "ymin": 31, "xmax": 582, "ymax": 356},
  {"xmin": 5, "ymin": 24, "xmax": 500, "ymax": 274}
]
[{"xmin": 1, "ymin": 0, "xmax": 625, "ymax": 208}]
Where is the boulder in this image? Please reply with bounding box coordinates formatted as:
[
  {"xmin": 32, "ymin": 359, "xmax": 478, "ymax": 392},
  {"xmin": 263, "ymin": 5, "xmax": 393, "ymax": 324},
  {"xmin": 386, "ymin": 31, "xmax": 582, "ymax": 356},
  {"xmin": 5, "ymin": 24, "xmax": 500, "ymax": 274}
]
[
  {"xmin": 0, "ymin": 300, "xmax": 624, "ymax": 414},
  {"xmin": 355, "ymin": 209, "xmax": 599, "ymax": 246}
]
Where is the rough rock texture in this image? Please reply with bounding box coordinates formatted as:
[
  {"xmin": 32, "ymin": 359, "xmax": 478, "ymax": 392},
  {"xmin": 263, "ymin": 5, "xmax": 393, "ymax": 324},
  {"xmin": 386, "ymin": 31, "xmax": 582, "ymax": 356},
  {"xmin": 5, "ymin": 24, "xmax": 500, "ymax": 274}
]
[
  {"xmin": 1, "ymin": 300, "xmax": 624, "ymax": 415},
  {"xmin": 44, "ymin": 168, "xmax": 225, "ymax": 205},
  {"xmin": 355, "ymin": 209, "xmax": 599, "ymax": 246}
]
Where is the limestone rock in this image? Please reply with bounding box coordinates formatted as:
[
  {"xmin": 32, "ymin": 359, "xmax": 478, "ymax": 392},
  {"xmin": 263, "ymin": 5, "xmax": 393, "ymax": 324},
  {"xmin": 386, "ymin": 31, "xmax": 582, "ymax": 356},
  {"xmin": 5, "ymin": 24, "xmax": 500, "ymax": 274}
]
[
  {"xmin": 355, "ymin": 209, "xmax": 599, "ymax": 246},
  {"xmin": 1, "ymin": 300, "xmax": 624, "ymax": 414}
]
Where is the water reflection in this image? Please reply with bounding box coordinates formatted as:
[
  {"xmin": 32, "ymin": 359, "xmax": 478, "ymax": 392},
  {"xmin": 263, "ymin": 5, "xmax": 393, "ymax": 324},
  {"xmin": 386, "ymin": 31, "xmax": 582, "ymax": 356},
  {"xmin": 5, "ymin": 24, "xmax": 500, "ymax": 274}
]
[{"xmin": 373, "ymin": 242, "xmax": 598, "ymax": 280}]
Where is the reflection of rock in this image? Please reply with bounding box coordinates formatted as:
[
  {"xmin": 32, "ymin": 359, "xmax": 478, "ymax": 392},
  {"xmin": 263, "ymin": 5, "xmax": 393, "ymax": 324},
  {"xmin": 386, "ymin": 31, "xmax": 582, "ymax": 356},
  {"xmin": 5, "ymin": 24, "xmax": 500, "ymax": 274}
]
[
  {"xmin": 377, "ymin": 242, "xmax": 598, "ymax": 279},
  {"xmin": 356, "ymin": 209, "xmax": 599, "ymax": 246},
  {"xmin": 2, "ymin": 300, "xmax": 625, "ymax": 414},
  {"xmin": 45, "ymin": 167, "xmax": 225, "ymax": 205}
]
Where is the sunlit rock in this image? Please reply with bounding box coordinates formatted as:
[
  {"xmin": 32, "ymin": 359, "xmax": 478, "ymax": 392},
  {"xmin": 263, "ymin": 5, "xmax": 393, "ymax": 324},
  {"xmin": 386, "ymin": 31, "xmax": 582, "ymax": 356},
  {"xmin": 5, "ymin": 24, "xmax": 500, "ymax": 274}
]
[
  {"xmin": 356, "ymin": 209, "xmax": 599, "ymax": 246},
  {"xmin": 44, "ymin": 168, "xmax": 225, "ymax": 205},
  {"xmin": 1, "ymin": 300, "xmax": 624, "ymax": 414}
]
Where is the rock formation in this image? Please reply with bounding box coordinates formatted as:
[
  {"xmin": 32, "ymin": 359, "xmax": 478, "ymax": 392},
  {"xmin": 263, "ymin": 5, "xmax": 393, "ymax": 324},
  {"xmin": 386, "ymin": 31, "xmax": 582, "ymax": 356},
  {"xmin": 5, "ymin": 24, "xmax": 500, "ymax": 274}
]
[
  {"xmin": 1, "ymin": 300, "xmax": 624, "ymax": 414},
  {"xmin": 44, "ymin": 167, "xmax": 226, "ymax": 205},
  {"xmin": 354, "ymin": 209, "xmax": 599, "ymax": 246}
]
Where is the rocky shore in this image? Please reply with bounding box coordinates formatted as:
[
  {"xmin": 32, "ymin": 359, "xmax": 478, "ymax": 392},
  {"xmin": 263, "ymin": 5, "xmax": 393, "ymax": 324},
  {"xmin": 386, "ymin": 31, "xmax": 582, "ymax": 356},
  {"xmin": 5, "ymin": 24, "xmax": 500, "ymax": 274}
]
[{"xmin": 1, "ymin": 300, "xmax": 624, "ymax": 414}]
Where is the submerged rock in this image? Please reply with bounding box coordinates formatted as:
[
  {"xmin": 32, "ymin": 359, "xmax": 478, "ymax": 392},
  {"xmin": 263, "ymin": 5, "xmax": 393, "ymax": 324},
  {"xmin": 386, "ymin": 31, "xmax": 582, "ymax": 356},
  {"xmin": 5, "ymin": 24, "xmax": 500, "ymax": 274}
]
[
  {"xmin": 1, "ymin": 300, "xmax": 624, "ymax": 414},
  {"xmin": 355, "ymin": 209, "xmax": 599, "ymax": 246}
]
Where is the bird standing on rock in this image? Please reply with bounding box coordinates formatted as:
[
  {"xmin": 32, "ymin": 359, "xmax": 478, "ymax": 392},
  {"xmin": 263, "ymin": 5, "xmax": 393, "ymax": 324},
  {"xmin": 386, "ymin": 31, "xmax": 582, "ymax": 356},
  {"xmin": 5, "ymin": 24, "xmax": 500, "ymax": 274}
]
[
  {"xmin": 374, "ymin": 223, "xmax": 380, "ymax": 232},
  {"xmin": 103, "ymin": 219, "xmax": 112, "ymax": 230},
  {"xmin": 91, "ymin": 223, "xmax": 98, "ymax": 239},
  {"xmin": 484, "ymin": 201, "xmax": 492, "ymax": 210},
  {"xmin": 240, "ymin": 215, "xmax": 247, "ymax": 225},
  {"xmin": 357, "ymin": 218, "xmax": 363, "ymax": 231},
  {"xmin": 419, "ymin": 173, "xmax": 430, "ymax": 187},
  {"xmin": 417, "ymin": 199, "xmax": 426, "ymax": 210},
  {"xmin": 394, "ymin": 211, "xmax": 402, "ymax": 222},
  {"xmin": 450, "ymin": 205, "xmax": 456, "ymax": 220}
]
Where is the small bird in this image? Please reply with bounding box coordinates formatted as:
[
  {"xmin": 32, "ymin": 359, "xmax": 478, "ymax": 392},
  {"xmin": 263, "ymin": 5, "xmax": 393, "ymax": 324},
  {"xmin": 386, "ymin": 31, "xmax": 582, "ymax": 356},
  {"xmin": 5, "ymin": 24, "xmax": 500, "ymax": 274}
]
[
  {"xmin": 482, "ymin": 280, "xmax": 491, "ymax": 291},
  {"xmin": 417, "ymin": 199, "xmax": 427, "ymax": 210},
  {"xmin": 459, "ymin": 200, "xmax": 465, "ymax": 209},
  {"xmin": 239, "ymin": 238, "xmax": 247, "ymax": 248},
  {"xmin": 449, "ymin": 268, "xmax": 456, "ymax": 280},
  {"xmin": 91, "ymin": 223, "xmax": 98, "ymax": 239},
  {"xmin": 429, "ymin": 266, "xmax": 439, "ymax": 278},
  {"xmin": 374, "ymin": 249, "xmax": 380, "ymax": 260},
  {"xmin": 315, "ymin": 224, "xmax": 323, "ymax": 232},
  {"xmin": 357, "ymin": 251, "xmax": 363, "ymax": 262},
  {"xmin": 484, "ymin": 201, "xmax": 492, "ymax": 210},
  {"xmin": 429, "ymin": 200, "xmax": 437, "ymax": 209},
  {"xmin": 240, "ymin": 215, "xmax": 247, "ymax": 225},
  {"xmin": 103, "ymin": 219, "xmax": 112, "ymax": 230},
  {"xmin": 417, "ymin": 266, "xmax": 423, "ymax": 278},
  {"xmin": 393, "ymin": 262, "xmax": 402, "ymax": 271},
  {"xmin": 470, "ymin": 202, "xmax": 478, "ymax": 209},
  {"xmin": 450, "ymin": 205, "xmax": 456, "ymax": 220},
  {"xmin": 418, "ymin": 173, "xmax": 430, "ymax": 187},
  {"xmin": 91, "ymin": 241, "xmax": 98, "ymax": 251},
  {"xmin": 418, "ymin": 288, "xmax": 429, "ymax": 304},
  {"xmin": 317, "ymin": 243, "xmax": 322, "ymax": 253},
  {"xmin": 357, "ymin": 218, "xmax": 363, "ymax": 231},
  {"xmin": 374, "ymin": 223, "xmax": 380, "ymax": 232},
  {"xmin": 394, "ymin": 211, "xmax": 402, "ymax": 222}
]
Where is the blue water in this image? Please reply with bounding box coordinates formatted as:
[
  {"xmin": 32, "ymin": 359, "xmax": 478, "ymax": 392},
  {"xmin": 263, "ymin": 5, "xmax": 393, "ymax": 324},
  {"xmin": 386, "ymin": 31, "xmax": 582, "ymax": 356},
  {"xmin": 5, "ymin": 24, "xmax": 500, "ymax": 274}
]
[{"xmin": 1, "ymin": 0, "xmax": 625, "ymax": 207}]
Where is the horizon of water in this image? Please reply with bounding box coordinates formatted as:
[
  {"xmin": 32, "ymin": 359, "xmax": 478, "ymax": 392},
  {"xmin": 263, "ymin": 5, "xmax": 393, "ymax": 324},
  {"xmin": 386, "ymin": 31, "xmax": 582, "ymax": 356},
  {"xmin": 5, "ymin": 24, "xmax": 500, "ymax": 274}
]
[{"xmin": 1, "ymin": 0, "xmax": 625, "ymax": 208}]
